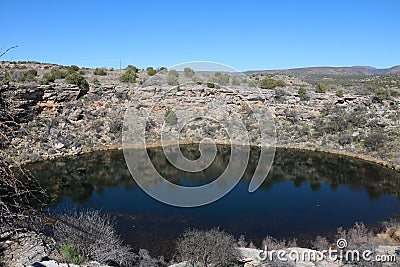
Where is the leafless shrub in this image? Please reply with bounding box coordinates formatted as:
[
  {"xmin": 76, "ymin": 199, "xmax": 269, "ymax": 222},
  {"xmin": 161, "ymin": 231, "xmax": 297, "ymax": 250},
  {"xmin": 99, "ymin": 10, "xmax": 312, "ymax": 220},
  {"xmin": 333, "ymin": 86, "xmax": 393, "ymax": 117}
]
[
  {"xmin": 262, "ymin": 236, "xmax": 297, "ymax": 251},
  {"xmin": 237, "ymin": 234, "xmax": 248, "ymax": 247},
  {"xmin": 311, "ymin": 236, "xmax": 329, "ymax": 251},
  {"xmin": 176, "ymin": 227, "xmax": 238, "ymax": 267},
  {"xmin": 137, "ymin": 249, "xmax": 167, "ymax": 267},
  {"xmin": 53, "ymin": 209, "xmax": 137, "ymax": 266},
  {"xmin": 336, "ymin": 222, "xmax": 373, "ymax": 248}
]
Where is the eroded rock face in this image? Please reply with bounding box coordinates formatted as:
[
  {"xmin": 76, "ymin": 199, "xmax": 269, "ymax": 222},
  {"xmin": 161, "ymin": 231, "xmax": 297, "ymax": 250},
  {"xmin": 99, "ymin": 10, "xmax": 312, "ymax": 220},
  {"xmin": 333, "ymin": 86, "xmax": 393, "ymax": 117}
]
[{"xmin": 1, "ymin": 62, "xmax": 399, "ymax": 169}]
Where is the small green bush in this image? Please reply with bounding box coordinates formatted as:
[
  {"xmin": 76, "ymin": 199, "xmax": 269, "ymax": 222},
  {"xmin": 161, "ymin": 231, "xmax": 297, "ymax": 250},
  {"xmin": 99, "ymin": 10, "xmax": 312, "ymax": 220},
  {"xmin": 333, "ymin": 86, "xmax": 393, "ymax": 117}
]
[
  {"xmin": 65, "ymin": 72, "xmax": 88, "ymax": 88},
  {"xmin": 159, "ymin": 66, "xmax": 167, "ymax": 71},
  {"xmin": 207, "ymin": 82, "xmax": 215, "ymax": 88},
  {"xmin": 164, "ymin": 109, "xmax": 178, "ymax": 125},
  {"xmin": 23, "ymin": 69, "xmax": 38, "ymax": 81},
  {"xmin": 315, "ymin": 82, "xmax": 327, "ymax": 93},
  {"xmin": 120, "ymin": 68, "xmax": 136, "ymax": 83},
  {"xmin": 59, "ymin": 245, "xmax": 84, "ymax": 265},
  {"xmin": 336, "ymin": 89, "xmax": 344, "ymax": 97},
  {"xmin": 50, "ymin": 68, "xmax": 67, "ymax": 79},
  {"xmin": 298, "ymin": 86, "xmax": 309, "ymax": 101},
  {"xmin": 93, "ymin": 68, "xmax": 107, "ymax": 76},
  {"xmin": 126, "ymin": 65, "xmax": 138, "ymax": 73},
  {"xmin": 260, "ymin": 77, "xmax": 286, "ymax": 89},
  {"xmin": 146, "ymin": 66, "xmax": 156, "ymax": 76}
]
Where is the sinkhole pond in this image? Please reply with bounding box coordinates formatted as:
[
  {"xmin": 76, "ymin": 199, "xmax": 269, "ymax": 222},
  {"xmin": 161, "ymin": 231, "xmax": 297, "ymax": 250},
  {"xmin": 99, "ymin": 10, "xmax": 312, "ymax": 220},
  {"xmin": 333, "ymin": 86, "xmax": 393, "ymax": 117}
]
[{"xmin": 27, "ymin": 145, "xmax": 400, "ymax": 258}]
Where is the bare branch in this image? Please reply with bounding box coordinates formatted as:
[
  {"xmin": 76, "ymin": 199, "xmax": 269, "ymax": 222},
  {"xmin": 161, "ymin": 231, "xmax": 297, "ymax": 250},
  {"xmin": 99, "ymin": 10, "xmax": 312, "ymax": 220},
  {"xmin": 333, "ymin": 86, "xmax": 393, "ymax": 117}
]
[{"xmin": 0, "ymin": 45, "xmax": 18, "ymax": 58}]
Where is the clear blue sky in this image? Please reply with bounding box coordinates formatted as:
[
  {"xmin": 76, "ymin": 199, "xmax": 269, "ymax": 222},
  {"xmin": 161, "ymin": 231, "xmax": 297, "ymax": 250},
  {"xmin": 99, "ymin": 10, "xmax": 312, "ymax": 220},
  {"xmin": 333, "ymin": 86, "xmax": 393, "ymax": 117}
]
[{"xmin": 1, "ymin": 0, "xmax": 399, "ymax": 70}]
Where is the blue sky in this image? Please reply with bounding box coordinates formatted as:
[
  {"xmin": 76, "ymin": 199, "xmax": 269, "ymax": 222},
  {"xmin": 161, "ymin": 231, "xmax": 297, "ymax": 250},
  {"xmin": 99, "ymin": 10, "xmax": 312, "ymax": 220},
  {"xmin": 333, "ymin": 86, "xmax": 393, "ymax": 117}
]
[{"xmin": 1, "ymin": 0, "xmax": 399, "ymax": 70}]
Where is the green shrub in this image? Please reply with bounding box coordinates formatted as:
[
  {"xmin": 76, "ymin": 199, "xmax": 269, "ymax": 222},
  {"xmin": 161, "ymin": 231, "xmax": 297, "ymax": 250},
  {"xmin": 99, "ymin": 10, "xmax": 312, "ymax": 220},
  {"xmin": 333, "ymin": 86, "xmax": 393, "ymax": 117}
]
[
  {"xmin": 260, "ymin": 77, "xmax": 286, "ymax": 89},
  {"xmin": 207, "ymin": 82, "xmax": 215, "ymax": 88},
  {"xmin": 336, "ymin": 89, "xmax": 344, "ymax": 97},
  {"xmin": 146, "ymin": 66, "xmax": 156, "ymax": 76},
  {"xmin": 164, "ymin": 109, "xmax": 178, "ymax": 125},
  {"xmin": 92, "ymin": 78, "xmax": 100, "ymax": 85},
  {"xmin": 50, "ymin": 68, "xmax": 67, "ymax": 79},
  {"xmin": 93, "ymin": 68, "xmax": 107, "ymax": 76},
  {"xmin": 126, "ymin": 65, "xmax": 138, "ymax": 73},
  {"xmin": 298, "ymin": 86, "xmax": 309, "ymax": 101},
  {"xmin": 168, "ymin": 69, "xmax": 179, "ymax": 77},
  {"xmin": 167, "ymin": 70, "xmax": 179, "ymax": 85},
  {"xmin": 120, "ymin": 68, "xmax": 136, "ymax": 83},
  {"xmin": 65, "ymin": 72, "xmax": 88, "ymax": 88},
  {"xmin": 159, "ymin": 66, "xmax": 167, "ymax": 71},
  {"xmin": 315, "ymin": 82, "xmax": 327, "ymax": 93},
  {"xmin": 42, "ymin": 73, "xmax": 55, "ymax": 83},
  {"xmin": 176, "ymin": 228, "xmax": 238, "ymax": 267},
  {"xmin": 67, "ymin": 65, "xmax": 80, "ymax": 72},
  {"xmin": 59, "ymin": 245, "xmax": 84, "ymax": 265},
  {"xmin": 23, "ymin": 69, "xmax": 37, "ymax": 81},
  {"xmin": 184, "ymin": 67, "xmax": 195, "ymax": 77}
]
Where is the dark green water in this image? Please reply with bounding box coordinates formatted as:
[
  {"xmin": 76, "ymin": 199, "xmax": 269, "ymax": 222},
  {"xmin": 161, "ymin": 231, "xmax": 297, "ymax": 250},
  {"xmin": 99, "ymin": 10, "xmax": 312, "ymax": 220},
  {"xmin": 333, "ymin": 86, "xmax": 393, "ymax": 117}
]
[{"xmin": 28, "ymin": 146, "xmax": 400, "ymax": 258}]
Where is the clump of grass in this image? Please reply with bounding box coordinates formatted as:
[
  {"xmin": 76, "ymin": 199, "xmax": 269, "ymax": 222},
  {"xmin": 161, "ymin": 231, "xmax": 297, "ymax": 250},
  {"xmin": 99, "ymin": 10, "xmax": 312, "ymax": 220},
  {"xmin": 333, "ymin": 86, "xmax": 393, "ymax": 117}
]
[{"xmin": 59, "ymin": 245, "xmax": 84, "ymax": 265}]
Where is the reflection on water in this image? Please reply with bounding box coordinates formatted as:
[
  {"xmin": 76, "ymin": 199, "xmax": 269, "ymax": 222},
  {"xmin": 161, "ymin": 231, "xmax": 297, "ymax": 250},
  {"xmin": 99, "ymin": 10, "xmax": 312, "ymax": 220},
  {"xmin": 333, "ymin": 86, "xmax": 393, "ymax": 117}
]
[{"xmin": 28, "ymin": 146, "xmax": 400, "ymax": 258}]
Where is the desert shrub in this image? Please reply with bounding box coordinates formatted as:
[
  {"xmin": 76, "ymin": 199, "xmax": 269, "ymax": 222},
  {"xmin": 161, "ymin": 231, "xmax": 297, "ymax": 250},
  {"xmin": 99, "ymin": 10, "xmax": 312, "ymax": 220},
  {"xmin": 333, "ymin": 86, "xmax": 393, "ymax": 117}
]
[
  {"xmin": 50, "ymin": 68, "xmax": 67, "ymax": 79},
  {"xmin": 311, "ymin": 236, "xmax": 329, "ymax": 251},
  {"xmin": 336, "ymin": 222, "xmax": 374, "ymax": 249},
  {"xmin": 284, "ymin": 108, "xmax": 298, "ymax": 123},
  {"xmin": 120, "ymin": 68, "xmax": 136, "ymax": 83},
  {"xmin": 167, "ymin": 70, "xmax": 179, "ymax": 86},
  {"xmin": 207, "ymin": 82, "xmax": 215, "ymax": 88},
  {"xmin": 184, "ymin": 67, "xmax": 195, "ymax": 77},
  {"xmin": 260, "ymin": 77, "xmax": 286, "ymax": 89},
  {"xmin": 213, "ymin": 72, "xmax": 230, "ymax": 86},
  {"xmin": 364, "ymin": 130, "xmax": 386, "ymax": 150},
  {"xmin": 23, "ymin": 69, "xmax": 38, "ymax": 81},
  {"xmin": 159, "ymin": 66, "xmax": 167, "ymax": 71},
  {"xmin": 65, "ymin": 72, "xmax": 88, "ymax": 88},
  {"xmin": 93, "ymin": 68, "xmax": 107, "ymax": 76},
  {"xmin": 262, "ymin": 236, "xmax": 297, "ymax": 251},
  {"xmin": 338, "ymin": 133, "xmax": 353, "ymax": 146},
  {"xmin": 275, "ymin": 88, "xmax": 287, "ymax": 100},
  {"xmin": 168, "ymin": 69, "xmax": 179, "ymax": 77},
  {"xmin": 176, "ymin": 228, "xmax": 238, "ymax": 267},
  {"xmin": 298, "ymin": 86, "xmax": 309, "ymax": 101},
  {"xmin": 42, "ymin": 73, "xmax": 55, "ymax": 83},
  {"xmin": 237, "ymin": 234, "xmax": 248, "ymax": 247},
  {"xmin": 126, "ymin": 65, "xmax": 138, "ymax": 73},
  {"xmin": 248, "ymin": 80, "xmax": 257, "ymax": 87},
  {"xmin": 336, "ymin": 89, "xmax": 344, "ymax": 97},
  {"xmin": 67, "ymin": 65, "xmax": 80, "ymax": 72},
  {"xmin": 53, "ymin": 210, "xmax": 136, "ymax": 265},
  {"xmin": 59, "ymin": 245, "xmax": 84, "ymax": 265},
  {"xmin": 164, "ymin": 109, "xmax": 178, "ymax": 125},
  {"xmin": 315, "ymin": 82, "xmax": 327, "ymax": 93},
  {"xmin": 92, "ymin": 78, "xmax": 100, "ymax": 85},
  {"xmin": 146, "ymin": 66, "xmax": 156, "ymax": 76}
]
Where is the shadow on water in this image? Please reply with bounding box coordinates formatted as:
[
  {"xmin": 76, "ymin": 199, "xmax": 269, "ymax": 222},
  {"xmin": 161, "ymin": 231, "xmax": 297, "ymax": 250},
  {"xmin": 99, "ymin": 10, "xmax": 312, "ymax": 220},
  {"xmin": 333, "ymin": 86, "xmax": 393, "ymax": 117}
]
[{"xmin": 27, "ymin": 145, "xmax": 400, "ymax": 258}]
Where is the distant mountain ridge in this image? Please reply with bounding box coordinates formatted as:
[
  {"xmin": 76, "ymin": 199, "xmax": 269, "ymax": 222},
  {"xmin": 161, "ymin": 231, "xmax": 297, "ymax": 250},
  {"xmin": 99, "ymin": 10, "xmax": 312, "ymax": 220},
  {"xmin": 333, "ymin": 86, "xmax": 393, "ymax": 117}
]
[{"xmin": 246, "ymin": 65, "xmax": 400, "ymax": 75}]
